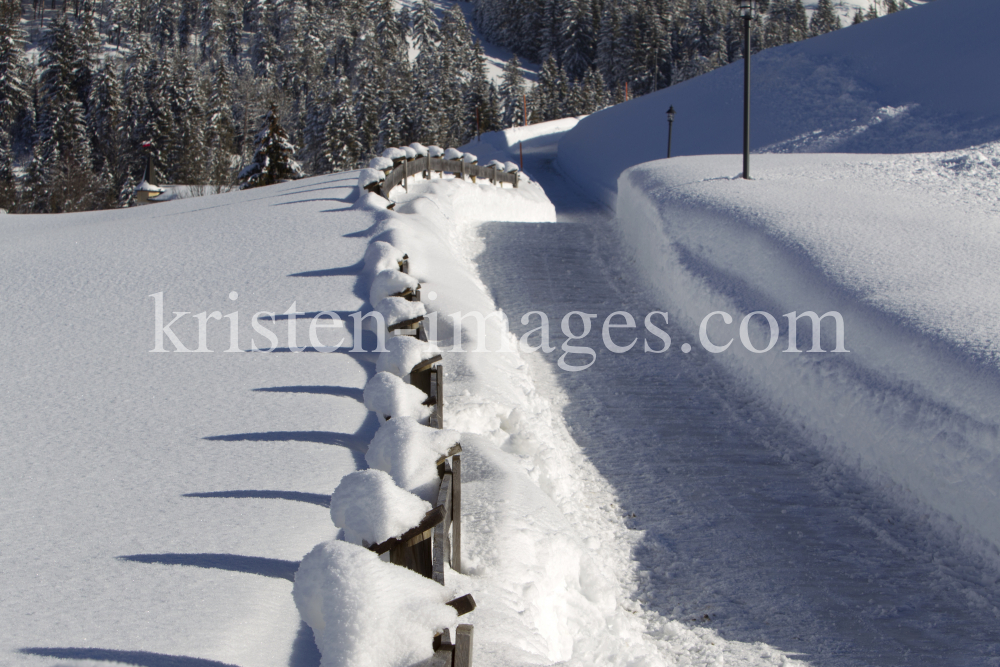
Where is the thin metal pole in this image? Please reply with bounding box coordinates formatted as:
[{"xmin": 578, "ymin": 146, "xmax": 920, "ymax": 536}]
[{"xmin": 743, "ymin": 14, "xmax": 751, "ymax": 180}]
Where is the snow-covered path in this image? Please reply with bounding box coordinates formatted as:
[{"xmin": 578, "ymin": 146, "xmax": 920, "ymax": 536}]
[{"xmin": 472, "ymin": 136, "xmax": 1000, "ymax": 665}]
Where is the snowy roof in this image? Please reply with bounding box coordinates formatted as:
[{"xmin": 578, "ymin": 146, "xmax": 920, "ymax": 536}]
[
  {"xmin": 409, "ymin": 143, "xmax": 428, "ymax": 157},
  {"xmin": 382, "ymin": 147, "xmax": 406, "ymax": 160},
  {"xmin": 369, "ymin": 156, "xmax": 394, "ymax": 171},
  {"xmin": 135, "ymin": 179, "xmax": 166, "ymax": 194},
  {"xmin": 358, "ymin": 168, "xmax": 386, "ymax": 189},
  {"xmin": 443, "ymin": 148, "xmax": 463, "ymax": 161},
  {"xmin": 427, "ymin": 146, "xmax": 444, "ymax": 158}
]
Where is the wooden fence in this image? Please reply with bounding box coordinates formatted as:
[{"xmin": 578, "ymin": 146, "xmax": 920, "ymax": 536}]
[
  {"xmin": 381, "ymin": 156, "xmax": 518, "ymax": 199},
  {"xmin": 367, "ymin": 256, "xmax": 473, "ymax": 666}
]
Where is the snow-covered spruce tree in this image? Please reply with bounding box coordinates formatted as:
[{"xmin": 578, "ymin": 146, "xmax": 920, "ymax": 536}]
[
  {"xmin": 238, "ymin": 106, "xmax": 303, "ymax": 189},
  {"xmin": 411, "ymin": 0, "xmax": 440, "ymax": 55},
  {"xmin": 764, "ymin": 0, "xmax": 808, "ymax": 49},
  {"xmin": 561, "ymin": 0, "xmax": 596, "ymax": 81},
  {"xmin": 0, "ymin": 0, "xmax": 28, "ymax": 210},
  {"xmin": 26, "ymin": 14, "xmax": 103, "ymax": 213},
  {"xmin": 810, "ymin": 0, "xmax": 842, "ymax": 36},
  {"xmin": 499, "ymin": 56, "xmax": 526, "ymax": 128},
  {"xmin": 324, "ymin": 77, "xmax": 361, "ymax": 173}
]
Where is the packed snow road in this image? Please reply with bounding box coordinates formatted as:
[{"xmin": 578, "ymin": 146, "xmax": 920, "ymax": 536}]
[{"xmin": 471, "ymin": 133, "xmax": 1000, "ymax": 666}]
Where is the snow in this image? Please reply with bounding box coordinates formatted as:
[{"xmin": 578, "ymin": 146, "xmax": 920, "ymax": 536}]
[
  {"xmin": 0, "ymin": 170, "xmax": 370, "ymax": 666},
  {"xmin": 373, "ymin": 295, "xmax": 426, "ymax": 327},
  {"xmin": 362, "ymin": 371, "xmax": 432, "ymax": 422},
  {"xmin": 365, "ymin": 417, "xmax": 460, "ymax": 502},
  {"xmin": 328, "ymin": 469, "xmax": 432, "ymax": 546},
  {"xmin": 402, "ymin": 146, "xmax": 418, "ymax": 159},
  {"xmin": 369, "ymin": 268, "xmax": 420, "ymax": 305},
  {"xmin": 358, "ymin": 168, "xmax": 385, "ymax": 189},
  {"xmin": 616, "ymin": 151, "xmax": 1000, "ymax": 564},
  {"xmin": 462, "ymin": 152, "xmax": 478, "ymax": 164},
  {"xmin": 374, "ymin": 336, "xmax": 441, "ymax": 378},
  {"xmin": 382, "ymin": 147, "xmax": 406, "ymax": 161},
  {"xmin": 559, "ymin": 0, "xmax": 1000, "ymax": 207},
  {"xmin": 427, "ymin": 145, "xmax": 444, "ymax": 158},
  {"xmin": 369, "ymin": 156, "xmax": 394, "ymax": 171},
  {"xmin": 443, "ymin": 148, "xmax": 464, "ymax": 161},
  {"xmin": 293, "ymin": 539, "xmax": 457, "ymax": 667},
  {"xmin": 364, "ymin": 240, "xmax": 406, "ymax": 275},
  {"xmin": 409, "ymin": 142, "xmax": 428, "ymax": 157}
]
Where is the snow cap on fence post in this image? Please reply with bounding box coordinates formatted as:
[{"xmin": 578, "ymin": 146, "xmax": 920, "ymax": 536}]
[
  {"xmin": 364, "ymin": 241, "xmax": 406, "ymax": 276},
  {"xmin": 370, "ymin": 269, "xmax": 421, "ymax": 305},
  {"xmin": 366, "ymin": 417, "xmax": 460, "ymax": 502},
  {"xmin": 293, "ymin": 539, "xmax": 458, "ymax": 667},
  {"xmin": 363, "ymin": 371, "xmax": 433, "ymax": 421},
  {"xmin": 329, "ymin": 469, "xmax": 432, "ymax": 545}
]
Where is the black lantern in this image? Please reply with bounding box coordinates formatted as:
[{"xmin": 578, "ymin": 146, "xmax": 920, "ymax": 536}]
[{"xmin": 666, "ymin": 106, "xmax": 675, "ymax": 158}]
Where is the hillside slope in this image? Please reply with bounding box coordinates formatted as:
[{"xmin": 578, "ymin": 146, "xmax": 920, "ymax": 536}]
[{"xmin": 559, "ymin": 0, "xmax": 1000, "ymax": 206}]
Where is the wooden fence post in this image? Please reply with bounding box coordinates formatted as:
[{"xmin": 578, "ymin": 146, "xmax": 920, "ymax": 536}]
[
  {"xmin": 455, "ymin": 625, "xmax": 474, "ymax": 667},
  {"xmin": 452, "ymin": 454, "xmax": 461, "ymax": 574},
  {"xmin": 432, "ymin": 463, "xmax": 453, "ymax": 585}
]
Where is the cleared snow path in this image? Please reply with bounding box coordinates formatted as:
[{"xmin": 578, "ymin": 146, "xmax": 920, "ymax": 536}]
[{"xmin": 472, "ymin": 135, "xmax": 1000, "ymax": 665}]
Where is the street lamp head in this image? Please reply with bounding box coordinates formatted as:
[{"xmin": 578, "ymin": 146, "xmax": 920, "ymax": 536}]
[
  {"xmin": 667, "ymin": 105, "xmax": 675, "ymax": 122},
  {"xmin": 739, "ymin": 0, "xmax": 754, "ymax": 18}
]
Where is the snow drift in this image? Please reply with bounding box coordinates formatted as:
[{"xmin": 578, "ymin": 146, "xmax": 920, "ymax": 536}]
[{"xmin": 616, "ymin": 151, "xmax": 1000, "ymax": 565}]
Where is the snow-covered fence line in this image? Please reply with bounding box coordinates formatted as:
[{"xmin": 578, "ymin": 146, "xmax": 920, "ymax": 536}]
[
  {"xmin": 380, "ymin": 157, "xmax": 518, "ymax": 198},
  {"xmin": 294, "ymin": 234, "xmax": 476, "ymax": 667}
]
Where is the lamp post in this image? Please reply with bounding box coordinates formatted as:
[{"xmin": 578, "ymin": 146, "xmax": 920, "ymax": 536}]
[
  {"xmin": 740, "ymin": 0, "xmax": 753, "ymax": 179},
  {"xmin": 666, "ymin": 106, "xmax": 675, "ymax": 158}
]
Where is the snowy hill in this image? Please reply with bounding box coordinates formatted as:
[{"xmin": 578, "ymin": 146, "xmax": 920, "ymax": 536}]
[{"xmin": 560, "ymin": 0, "xmax": 1000, "ymax": 206}]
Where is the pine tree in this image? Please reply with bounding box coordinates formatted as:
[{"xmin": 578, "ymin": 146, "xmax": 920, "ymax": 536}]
[
  {"xmin": 239, "ymin": 106, "xmax": 304, "ymax": 189},
  {"xmin": 28, "ymin": 15, "xmax": 102, "ymax": 213},
  {"xmin": 764, "ymin": 0, "xmax": 809, "ymax": 49},
  {"xmin": 324, "ymin": 77, "xmax": 360, "ymax": 172},
  {"xmin": 499, "ymin": 56, "xmax": 526, "ymax": 128},
  {"xmin": 562, "ymin": 0, "xmax": 596, "ymax": 81},
  {"xmin": 0, "ymin": 0, "xmax": 28, "ymax": 209},
  {"xmin": 411, "ymin": 0, "xmax": 440, "ymax": 55},
  {"xmin": 810, "ymin": 0, "xmax": 842, "ymax": 36}
]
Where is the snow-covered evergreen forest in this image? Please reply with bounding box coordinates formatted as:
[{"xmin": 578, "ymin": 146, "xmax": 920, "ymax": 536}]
[{"xmin": 0, "ymin": 0, "xmax": 904, "ymax": 214}]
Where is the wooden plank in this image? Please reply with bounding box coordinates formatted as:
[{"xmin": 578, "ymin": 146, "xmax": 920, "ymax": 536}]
[
  {"xmin": 454, "ymin": 625, "xmax": 473, "ymax": 667},
  {"xmin": 434, "ymin": 364, "xmax": 444, "ymax": 429},
  {"xmin": 370, "ymin": 505, "xmax": 445, "ymax": 555},
  {"xmin": 411, "ymin": 355, "xmax": 443, "ymax": 375},
  {"xmin": 446, "ymin": 594, "xmax": 476, "ymax": 616},
  {"xmin": 453, "ymin": 454, "xmax": 462, "ymax": 574},
  {"xmin": 435, "ymin": 443, "xmax": 462, "ymax": 466},
  {"xmin": 388, "ymin": 315, "xmax": 424, "ymax": 331},
  {"xmin": 390, "ymin": 526, "xmax": 433, "ymax": 578},
  {"xmin": 432, "ymin": 472, "xmax": 453, "ymax": 585}
]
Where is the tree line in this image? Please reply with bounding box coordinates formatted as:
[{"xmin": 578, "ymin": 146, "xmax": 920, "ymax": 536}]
[{"xmin": 0, "ymin": 0, "xmax": 904, "ymax": 213}]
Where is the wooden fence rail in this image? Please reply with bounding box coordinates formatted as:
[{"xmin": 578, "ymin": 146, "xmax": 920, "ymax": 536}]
[{"xmin": 381, "ymin": 156, "xmax": 518, "ymax": 198}]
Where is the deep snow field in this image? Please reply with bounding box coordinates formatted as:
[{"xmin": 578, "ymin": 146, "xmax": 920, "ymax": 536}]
[{"xmin": 4, "ymin": 0, "xmax": 1000, "ymax": 666}]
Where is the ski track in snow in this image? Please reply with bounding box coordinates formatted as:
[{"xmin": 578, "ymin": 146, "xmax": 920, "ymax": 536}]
[{"xmin": 471, "ymin": 134, "xmax": 1000, "ymax": 666}]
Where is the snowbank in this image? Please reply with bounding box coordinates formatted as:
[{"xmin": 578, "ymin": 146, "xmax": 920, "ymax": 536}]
[
  {"xmin": 559, "ymin": 0, "xmax": 1000, "ymax": 207},
  {"xmin": 616, "ymin": 152, "xmax": 1000, "ymax": 564},
  {"xmin": 342, "ymin": 175, "xmax": 683, "ymax": 666},
  {"xmin": 294, "ymin": 540, "xmax": 457, "ymax": 667},
  {"xmin": 329, "ymin": 469, "xmax": 432, "ymax": 546}
]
